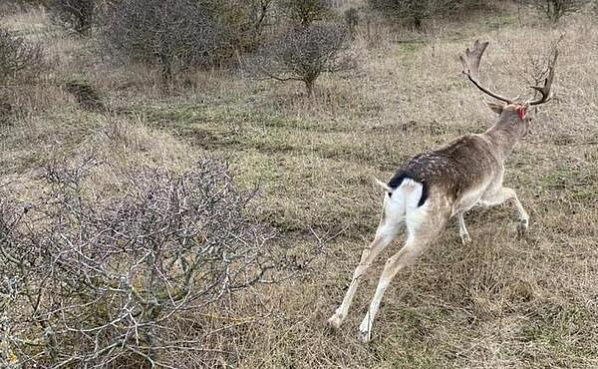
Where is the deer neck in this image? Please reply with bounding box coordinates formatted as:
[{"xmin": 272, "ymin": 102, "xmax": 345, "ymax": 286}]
[{"xmin": 483, "ymin": 121, "xmax": 523, "ymax": 161}]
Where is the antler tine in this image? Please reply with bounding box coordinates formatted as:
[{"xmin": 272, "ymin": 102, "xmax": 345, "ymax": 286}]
[
  {"xmin": 460, "ymin": 39, "xmax": 486, "ymax": 81},
  {"xmin": 529, "ymin": 49, "xmax": 558, "ymax": 106},
  {"xmin": 461, "ymin": 40, "xmax": 513, "ymax": 104}
]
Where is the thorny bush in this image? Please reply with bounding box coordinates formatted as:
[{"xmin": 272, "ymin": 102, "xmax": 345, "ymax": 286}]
[{"xmin": 0, "ymin": 159, "xmax": 312, "ymax": 367}]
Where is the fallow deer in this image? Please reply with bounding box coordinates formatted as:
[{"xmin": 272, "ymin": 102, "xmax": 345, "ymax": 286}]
[{"xmin": 327, "ymin": 40, "xmax": 558, "ymax": 342}]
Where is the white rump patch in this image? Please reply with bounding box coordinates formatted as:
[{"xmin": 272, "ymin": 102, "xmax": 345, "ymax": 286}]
[
  {"xmin": 382, "ymin": 179, "xmax": 426, "ymax": 227},
  {"xmin": 388, "ymin": 178, "xmax": 424, "ymax": 207},
  {"xmin": 388, "ymin": 179, "xmax": 429, "ymax": 234}
]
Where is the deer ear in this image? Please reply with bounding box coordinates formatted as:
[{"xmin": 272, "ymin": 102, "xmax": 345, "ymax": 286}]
[{"xmin": 486, "ymin": 101, "xmax": 505, "ymax": 114}]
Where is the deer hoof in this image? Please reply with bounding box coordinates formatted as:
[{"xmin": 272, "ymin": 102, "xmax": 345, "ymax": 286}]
[
  {"xmin": 327, "ymin": 314, "xmax": 343, "ymax": 330},
  {"xmin": 358, "ymin": 328, "xmax": 372, "ymax": 343},
  {"xmin": 517, "ymin": 220, "xmax": 528, "ymax": 237},
  {"xmin": 358, "ymin": 317, "xmax": 373, "ymax": 343}
]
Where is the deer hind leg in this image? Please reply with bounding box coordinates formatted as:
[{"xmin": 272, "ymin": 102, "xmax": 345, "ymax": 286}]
[
  {"xmin": 358, "ymin": 210, "xmax": 447, "ymax": 343},
  {"xmin": 457, "ymin": 212, "xmax": 471, "ymax": 244},
  {"xmin": 480, "ymin": 187, "xmax": 529, "ymax": 235},
  {"xmin": 328, "ymin": 195, "xmax": 404, "ymax": 329}
]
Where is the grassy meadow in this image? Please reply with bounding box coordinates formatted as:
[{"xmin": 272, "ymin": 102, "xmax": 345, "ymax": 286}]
[{"xmin": 2, "ymin": 3, "xmax": 598, "ymax": 368}]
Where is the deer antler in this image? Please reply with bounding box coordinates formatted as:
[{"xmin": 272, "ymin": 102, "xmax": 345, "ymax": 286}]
[
  {"xmin": 460, "ymin": 40, "xmax": 513, "ymax": 104},
  {"xmin": 528, "ymin": 48, "xmax": 558, "ymax": 106}
]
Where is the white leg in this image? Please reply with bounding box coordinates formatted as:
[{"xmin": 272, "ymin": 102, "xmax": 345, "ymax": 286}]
[
  {"xmin": 457, "ymin": 212, "xmax": 471, "ymax": 244},
  {"xmin": 480, "ymin": 187, "xmax": 529, "ymax": 235},
  {"xmin": 328, "ymin": 194, "xmax": 404, "ymax": 328},
  {"xmin": 327, "ymin": 205, "xmax": 402, "ymax": 329},
  {"xmin": 358, "ymin": 214, "xmax": 445, "ymax": 343}
]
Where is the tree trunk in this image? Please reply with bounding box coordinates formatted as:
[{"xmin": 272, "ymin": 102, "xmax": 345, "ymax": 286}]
[
  {"xmin": 158, "ymin": 54, "xmax": 173, "ymax": 85},
  {"xmin": 305, "ymin": 79, "xmax": 314, "ymax": 97},
  {"xmin": 413, "ymin": 16, "xmax": 423, "ymax": 31}
]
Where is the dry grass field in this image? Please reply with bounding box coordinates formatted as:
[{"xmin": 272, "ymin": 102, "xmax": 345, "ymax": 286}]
[{"xmin": 2, "ymin": 3, "xmax": 598, "ymax": 368}]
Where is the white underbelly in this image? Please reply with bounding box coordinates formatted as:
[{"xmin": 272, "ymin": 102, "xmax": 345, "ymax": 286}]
[{"xmin": 451, "ymin": 185, "xmax": 489, "ymax": 216}]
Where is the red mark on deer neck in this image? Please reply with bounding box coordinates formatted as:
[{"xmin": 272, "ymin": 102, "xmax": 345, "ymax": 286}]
[{"xmin": 517, "ymin": 106, "xmax": 526, "ymax": 120}]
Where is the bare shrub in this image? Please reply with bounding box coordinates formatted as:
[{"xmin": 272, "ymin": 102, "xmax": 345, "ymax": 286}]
[
  {"xmin": 5, "ymin": 0, "xmax": 48, "ymax": 5},
  {"xmin": 0, "ymin": 28, "xmax": 44, "ymax": 81},
  {"xmin": 64, "ymin": 80, "xmax": 105, "ymax": 111},
  {"xmin": 344, "ymin": 7, "xmax": 360, "ymax": 39},
  {"xmin": 100, "ymin": 0, "xmax": 277, "ymax": 82},
  {"xmin": 523, "ymin": 0, "xmax": 586, "ymax": 23},
  {"xmin": 0, "ymin": 27, "xmax": 44, "ymax": 124},
  {"xmin": 279, "ymin": 0, "xmax": 334, "ymax": 26},
  {"xmin": 249, "ymin": 22, "xmax": 354, "ymax": 96},
  {"xmin": 249, "ymin": 0, "xmax": 277, "ymax": 39},
  {"xmin": 0, "ymin": 0, "xmax": 47, "ymax": 15},
  {"xmin": 0, "ymin": 158, "xmax": 305, "ymax": 367},
  {"xmin": 224, "ymin": 0, "xmax": 278, "ymax": 52},
  {"xmin": 368, "ymin": 0, "xmax": 482, "ymax": 30},
  {"xmin": 47, "ymin": 0, "xmax": 96, "ymax": 36},
  {"xmin": 101, "ymin": 0, "xmax": 228, "ymax": 82}
]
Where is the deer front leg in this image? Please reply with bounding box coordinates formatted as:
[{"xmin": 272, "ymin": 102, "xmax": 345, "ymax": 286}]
[
  {"xmin": 480, "ymin": 187, "xmax": 529, "ymax": 235},
  {"xmin": 456, "ymin": 212, "xmax": 471, "ymax": 244}
]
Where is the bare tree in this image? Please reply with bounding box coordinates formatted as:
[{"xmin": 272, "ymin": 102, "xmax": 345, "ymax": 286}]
[
  {"xmin": 523, "ymin": 0, "xmax": 585, "ymax": 23},
  {"xmin": 249, "ymin": 22, "xmax": 354, "ymax": 96},
  {"xmin": 101, "ymin": 0, "xmax": 228, "ymax": 82},
  {"xmin": 368, "ymin": 0, "xmax": 481, "ymax": 30},
  {"xmin": 47, "ymin": 0, "xmax": 96, "ymax": 36},
  {"xmin": 279, "ymin": 0, "xmax": 334, "ymax": 26},
  {"xmin": 245, "ymin": 0, "xmax": 277, "ymax": 46},
  {"xmin": 100, "ymin": 0, "xmax": 280, "ymax": 82},
  {"xmin": 0, "ymin": 158, "xmax": 312, "ymax": 367},
  {"xmin": 344, "ymin": 7, "xmax": 359, "ymax": 40}
]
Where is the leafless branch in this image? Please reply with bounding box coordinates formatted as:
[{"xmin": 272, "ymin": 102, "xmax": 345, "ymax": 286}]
[{"xmin": 0, "ymin": 157, "xmax": 319, "ymax": 367}]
